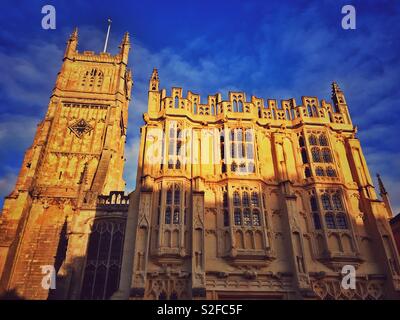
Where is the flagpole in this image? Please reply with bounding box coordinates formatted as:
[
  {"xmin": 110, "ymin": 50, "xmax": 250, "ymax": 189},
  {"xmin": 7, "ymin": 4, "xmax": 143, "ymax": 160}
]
[{"xmin": 103, "ymin": 18, "xmax": 112, "ymax": 52}]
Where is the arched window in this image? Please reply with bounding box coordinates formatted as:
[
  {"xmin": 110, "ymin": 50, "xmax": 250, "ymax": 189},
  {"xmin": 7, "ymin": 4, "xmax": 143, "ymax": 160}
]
[
  {"xmin": 220, "ymin": 134, "xmax": 225, "ymax": 161},
  {"xmin": 332, "ymin": 193, "xmax": 344, "ymax": 211},
  {"xmin": 211, "ymin": 104, "xmax": 215, "ymax": 115},
  {"xmin": 309, "ymin": 135, "xmax": 318, "ymax": 145},
  {"xmin": 325, "ymin": 213, "xmax": 336, "ymax": 229},
  {"xmin": 311, "ymin": 147, "xmax": 321, "ymax": 162},
  {"xmin": 81, "ymin": 219, "xmax": 125, "ymax": 300},
  {"xmin": 159, "ymin": 291, "xmax": 167, "ymax": 300},
  {"xmin": 326, "ymin": 167, "xmax": 337, "ymax": 177},
  {"xmin": 307, "ymin": 105, "xmax": 313, "ymax": 117},
  {"xmin": 233, "ymin": 100, "xmax": 238, "ymax": 112},
  {"xmin": 174, "ymin": 187, "xmax": 180, "ymax": 205},
  {"xmin": 328, "ymin": 111, "xmax": 333, "ymax": 122},
  {"xmin": 336, "ymin": 213, "xmax": 348, "ymax": 229},
  {"xmin": 301, "ymin": 149, "xmax": 308, "ymax": 164},
  {"xmin": 234, "ymin": 208, "xmax": 242, "ymax": 225},
  {"xmin": 166, "ymin": 189, "xmax": 173, "ymax": 205},
  {"xmin": 252, "ymin": 209, "xmax": 261, "ymax": 226},
  {"xmin": 312, "ymin": 106, "xmax": 318, "ymax": 117},
  {"xmin": 238, "ymin": 101, "xmax": 243, "ymax": 112},
  {"xmin": 319, "ymin": 134, "xmax": 328, "ymax": 146},
  {"xmin": 251, "ymin": 192, "xmax": 259, "ymax": 207},
  {"xmin": 233, "ymin": 191, "xmax": 241, "ymax": 206},
  {"xmin": 272, "ymin": 108, "xmax": 276, "ymax": 119},
  {"xmin": 242, "ymin": 192, "xmax": 250, "ymax": 207},
  {"xmin": 321, "ymin": 194, "xmax": 332, "ymax": 210},
  {"xmin": 315, "ymin": 167, "xmax": 325, "ymax": 176},
  {"xmin": 223, "ymin": 209, "xmax": 230, "ymax": 227},
  {"xmin": 165, "ymin": 207, "xmax": 171, "ymax": 224},
  {"xmin": 170, "ymin": 292, "xmax": 178, "ymax": 300},
  {"xmin": 243, "ymin": 209, "xmax": 251, "ymax": 226},
  {"xmin": 313, "ymin": 213, "xmax": 322, "ymax": 229},
  {"xmin": 193, "ymin": 102, "xmax": 197, "ymax": 114},
  {"xmin": 174, "ymin": 96, "xmax": 179, "ymax": 109},
  {"xmin": 322, "ymin": 148, "xmax": 332, "ymax": 163}
]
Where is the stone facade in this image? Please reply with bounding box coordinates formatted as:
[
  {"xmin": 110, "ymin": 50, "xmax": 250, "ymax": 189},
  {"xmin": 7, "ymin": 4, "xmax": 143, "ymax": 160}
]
[
  {"xmin": 0, "ymin": 29, "xmax": 131, "ymax": 299},
  {"xmin": 0, "ymin": 28, "xmax": 399, "ymax": 300},
  {"xmin": 116, "ymin": 69, "xmax": 400, "ymax": 300}
]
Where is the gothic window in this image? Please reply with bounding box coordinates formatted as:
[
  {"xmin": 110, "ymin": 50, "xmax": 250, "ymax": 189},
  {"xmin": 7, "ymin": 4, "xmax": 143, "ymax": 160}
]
[
  {"xmin": 322, "ymin": 148, "xmax": 332, "ymax": 163},
  {"xmin": 164, "ymin": 184, "xmax": 181, "ymax": 225},
  {"xmin": 238, "ymin": 101, "xmax": 244, "ymax": 112},
  {"xmin": 319, "ymin": 134, "xmax": 328, "ymax": 146},
  {"xmin": 233, "ymin": 191, "xmax": 241, "ymax": 206},
  {"xmin": 325, "ymin": 213, "xmax": 336, "ymax": 229},
  {"xmin": 167, "ymin": 122, "xmax": 184, "ymax": 170},
  {"xmin": 193, "ymin": 102, "xmax": 197, "ymax": 114},
  {"xmin": 252, "ymin": 209, "xmax": 261, "ymax": 226},
  {"xmin": 174, "ymin": 96, "xmax": 179, "ymax": 108},
  {"xmin": 251, "ymin": 192, "xmax": 259, "ymax": 207},
  {"xmin": 272, "ymin": 108, "xmax": 276, "ymax": 119},
  {"xmin": 229, "ymin": 128, "xmax": 255, "ymax": 174},
  {"xmin": 321, "ymin": 194, "xmax": 332, "ymax": 210},
  {"xmin": 81, "ymin": 68, "xmax": 104, "ymax": 91},
  {"xmin": 231, "ymin": 189, "xmax": 263, "ymax": 228},
  {"xmin": 332, "ymin": 193, "xmax": 344, "ymax": 211},
  {"xmin": 307, "ymin": 105, "xmax": 313, "ymax": 117},
  {"xmin": 242, "ymin": 192, "xmax": 250, "ymax": 207},
  {"xmin": 328, "ymin": 111, "xmax": 333, "ymax": 122},
  {"xmin": 336, "ymin": 213, "xmax": 348, "ymax": 229},
  {"xmin": 309, "ymin": 135, "xmax": 318, "ymax": 146},
  {"xmin": 173, "ymin": 209, "xmax": 180, "ymax": 224},
  {"xmin": 81, "ymin": 219, "xmax": 125, "ymax": 300},
  {"xmin": 315, "ymin": 167, "xmax": 325, "ymax": 176},
  {"xmin": 234, "ymin": 208, "xmax": 242, "ymax": 225},
  {"xmin": 312, "ymin": 106, "xmax": 318, "ymax": 117},
  {"xmin": 326, "ymin": 167, "xmax": 337, "ymax": 177},
  {"xmin": 243, "ymin": 209, "xmax": 251, "ymax": 226},
  {"xmin": 166, "ymin": 189, "xmax": 172, "ymax": 205},
  {"xmin": 165, "ymin": 207, "xmax": 171, "ymax": 224},
  {"xmin": 320, "ymin": 191, "xmax": 349, "ymax": 230},
  {"xmin": 312, "ymin": 147, "xmax": 322, "ymax": 163}
]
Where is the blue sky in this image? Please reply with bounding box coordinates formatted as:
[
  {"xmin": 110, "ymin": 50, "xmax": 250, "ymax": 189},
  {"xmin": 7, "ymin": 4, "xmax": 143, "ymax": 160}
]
[{"xmin": 0, "ymin": 0, "xmax": 399, "ymax": 213}]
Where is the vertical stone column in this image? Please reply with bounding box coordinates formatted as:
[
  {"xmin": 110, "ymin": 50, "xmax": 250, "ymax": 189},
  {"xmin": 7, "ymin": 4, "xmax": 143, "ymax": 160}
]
[{"xmin": 191, "ymin": 177, "xmax": 206, "ymax": 299}]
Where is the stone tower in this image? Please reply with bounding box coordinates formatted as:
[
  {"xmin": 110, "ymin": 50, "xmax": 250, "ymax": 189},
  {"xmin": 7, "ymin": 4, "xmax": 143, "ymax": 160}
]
[
  {"xmin": 0, "ymin": 28, "xmax": 132, "ymax": 299},
  {"xmin": 116, "ymin": 71, "xmax": 400, "ymax": 300}
]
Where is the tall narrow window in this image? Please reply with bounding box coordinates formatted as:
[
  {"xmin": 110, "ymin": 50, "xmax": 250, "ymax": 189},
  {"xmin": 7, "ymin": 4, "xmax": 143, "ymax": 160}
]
[
  {"xmin": 174, "ymin": 96, "xmax": 179, "ymax": 108},
  {"xmin": 321, "ymin": 194, "xmax": 332, "ymax": 210},
  {"xmin": 164, "ymin": 184, "xmax": 181, "ymax": 225},
  {"xmin": 81, "ymin": 219, "xmax": 125, "ymax": 300}
]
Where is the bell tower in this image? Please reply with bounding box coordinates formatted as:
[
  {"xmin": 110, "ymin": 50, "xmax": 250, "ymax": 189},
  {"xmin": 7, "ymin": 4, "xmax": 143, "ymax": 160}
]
[{"xmin": 0, "ymin": 28, "xmax": 132, "ymax": 299}]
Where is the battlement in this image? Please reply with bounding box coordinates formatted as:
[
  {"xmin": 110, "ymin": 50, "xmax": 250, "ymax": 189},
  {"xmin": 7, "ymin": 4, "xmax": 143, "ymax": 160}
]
[{"xmin": 153, "ymin": 86, "xmax": 351, "ymax": 126}]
